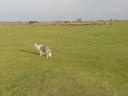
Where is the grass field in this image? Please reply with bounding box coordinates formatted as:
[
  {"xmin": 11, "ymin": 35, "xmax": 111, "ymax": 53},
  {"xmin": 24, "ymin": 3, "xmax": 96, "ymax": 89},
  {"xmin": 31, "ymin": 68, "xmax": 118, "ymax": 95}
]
[{"xmin": 0, "ymin": 22, "xmax": 128, "ymax": 96}]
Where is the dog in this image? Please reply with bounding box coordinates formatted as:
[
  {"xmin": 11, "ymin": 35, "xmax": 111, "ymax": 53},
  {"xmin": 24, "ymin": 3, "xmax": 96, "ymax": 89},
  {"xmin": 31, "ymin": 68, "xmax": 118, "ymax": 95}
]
[{"xmin": 34, "ymin": 42, "xmax": 51, "ymax": 58}]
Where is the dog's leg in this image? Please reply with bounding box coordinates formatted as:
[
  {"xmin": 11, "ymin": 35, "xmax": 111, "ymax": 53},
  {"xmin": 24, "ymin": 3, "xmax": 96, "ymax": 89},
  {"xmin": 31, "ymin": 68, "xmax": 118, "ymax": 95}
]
[
  {"xmin": 42, "ymin": 52, "xmax": 45, "ymax": 56},
  {"xmin": 46, "ymin": 54, "xmax": 48, "ymax": 58},
  {"xmin": 40, "ymin": 51, "xmax": 43, "ymax": 56},
  {"xmin": 48, "ymin": 52, "xmax": 51, "ymax": 58}
]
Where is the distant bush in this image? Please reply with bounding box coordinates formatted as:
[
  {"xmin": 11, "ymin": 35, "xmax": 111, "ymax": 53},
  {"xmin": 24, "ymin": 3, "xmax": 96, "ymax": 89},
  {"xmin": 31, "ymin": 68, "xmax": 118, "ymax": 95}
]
[{"xmin": 28, "ymin": 21, "xmax": 39, "ymax": 25}]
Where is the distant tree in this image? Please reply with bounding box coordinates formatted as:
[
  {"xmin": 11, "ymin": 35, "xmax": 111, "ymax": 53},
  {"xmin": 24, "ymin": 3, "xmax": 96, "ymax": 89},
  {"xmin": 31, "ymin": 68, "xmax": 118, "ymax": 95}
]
[
  {"xmin": 18, "ymin": 21, "xmax": 21, "ymax": 24},
  {"xmin": 109, "ymin": 19, "xmax": 113, "ymax": 22},
  {"xmin": 76, "ymin": 18, "xmax": 82, "ymax": 22},
  {"xmin": 64, "ymin": 21, "xmax": 69, "ymax": 23},
  {"xmin": 28, "ymin": 21, "xmax": 39, "ymax": 25}
]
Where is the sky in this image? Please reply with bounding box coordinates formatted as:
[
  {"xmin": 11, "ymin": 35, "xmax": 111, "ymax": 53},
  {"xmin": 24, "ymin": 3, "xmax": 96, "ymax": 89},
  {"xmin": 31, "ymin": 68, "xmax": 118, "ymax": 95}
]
[{"xmin": 0, "ymin": 0, "xmax": 128, "ymax": 21}]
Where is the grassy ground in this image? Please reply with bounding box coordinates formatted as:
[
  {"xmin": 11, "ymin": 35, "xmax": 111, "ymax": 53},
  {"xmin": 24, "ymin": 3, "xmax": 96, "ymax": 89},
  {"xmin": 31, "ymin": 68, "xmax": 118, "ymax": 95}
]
[{"xmin": 0, "ymin": 23, "xmax": 128, "ymax": 96}]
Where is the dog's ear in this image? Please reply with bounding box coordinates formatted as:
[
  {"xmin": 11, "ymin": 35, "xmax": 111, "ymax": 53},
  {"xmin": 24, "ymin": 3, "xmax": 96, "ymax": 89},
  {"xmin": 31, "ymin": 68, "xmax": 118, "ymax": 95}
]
[{"xmin": 35, "ymin": 42, "xmax": 39, "ymax": 46}]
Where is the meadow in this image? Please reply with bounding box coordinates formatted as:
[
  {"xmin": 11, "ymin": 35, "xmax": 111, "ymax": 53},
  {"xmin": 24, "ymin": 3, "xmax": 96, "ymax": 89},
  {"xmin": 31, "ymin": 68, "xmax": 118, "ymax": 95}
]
[{"xmin": 0, "ymin": 22, "xmax": 128, "ymax": 96}]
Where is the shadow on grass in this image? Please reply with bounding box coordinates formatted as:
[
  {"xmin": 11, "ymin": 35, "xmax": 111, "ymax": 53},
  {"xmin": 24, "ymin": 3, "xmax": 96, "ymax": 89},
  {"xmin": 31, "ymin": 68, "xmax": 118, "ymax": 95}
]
[{"xmin": 19, "ymin": 49, "xmax": 39, "ymax": 55}]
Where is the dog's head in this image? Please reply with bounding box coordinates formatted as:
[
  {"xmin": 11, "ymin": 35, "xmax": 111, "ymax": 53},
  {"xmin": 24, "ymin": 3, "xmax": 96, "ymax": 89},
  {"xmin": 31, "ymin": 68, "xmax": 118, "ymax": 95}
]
[{"xmin": 34, "ymin": 42, "xmax": 40, "ymax": 47}]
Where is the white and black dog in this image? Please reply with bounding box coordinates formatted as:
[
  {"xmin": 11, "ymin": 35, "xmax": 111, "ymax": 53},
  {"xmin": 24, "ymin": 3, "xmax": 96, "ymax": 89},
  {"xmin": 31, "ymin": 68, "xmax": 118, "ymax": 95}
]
[{"xmin": 34, "ymin": 42, "xmax": 51, "ymax": 58}]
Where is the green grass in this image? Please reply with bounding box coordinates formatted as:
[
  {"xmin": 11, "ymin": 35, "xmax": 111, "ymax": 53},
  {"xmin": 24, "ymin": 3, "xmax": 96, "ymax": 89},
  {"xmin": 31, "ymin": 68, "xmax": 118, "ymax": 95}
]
[{"xmin": 0, "ymin": 23, "xmax": 128, "ymax": 96}]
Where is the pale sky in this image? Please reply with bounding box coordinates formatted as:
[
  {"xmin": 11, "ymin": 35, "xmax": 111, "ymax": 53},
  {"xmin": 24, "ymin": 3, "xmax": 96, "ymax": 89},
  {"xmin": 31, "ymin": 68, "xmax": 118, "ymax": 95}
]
[{"xmin": 0, "ymin": 0, "xmax": 128, "ymax": 21}]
